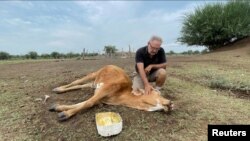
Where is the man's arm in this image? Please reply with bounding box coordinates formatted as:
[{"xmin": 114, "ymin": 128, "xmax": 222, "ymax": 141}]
[
  {"xmin": 150, "ymin": 62, "xmax": 167, "ymax": 69},
  {"xmin": 137, "ymin": 63, "xmax": 149, "ymax": 85},
  {"xmin": 145, "ymin": 62, "xmax": 167, "ymax": 74},
  {"xmin": 137, "ymin": 63, "xmax": 154, "ymax": 95}
]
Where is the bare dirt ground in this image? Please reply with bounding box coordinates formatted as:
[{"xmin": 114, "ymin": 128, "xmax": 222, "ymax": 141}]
[{"xmin": 0, "ymin": 40, "xmax": 249, "ymax": 141}]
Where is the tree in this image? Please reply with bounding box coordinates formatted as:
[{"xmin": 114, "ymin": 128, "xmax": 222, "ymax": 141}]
[
  {"xmin": 193, "ymin": 50, "xmax": 200, "ymax": 54},
  {"xmin": 28, "ymin": 51, "xmax": 38, "ymax": 59},
  {"xmin": 166, "ymin": 50, "xmax": 175, "ymax": 55},
  {"xmin": 41, "ymin": 53, "xmax": 51, "ymax": 59},
  {"xmin": 181, "ymin": 51, "xmax": 188, "ymax": 55},
  {"xmin": 0, "ymin": 51, "xmax": 11, "ymax": 60},
  {"xmin": 104, "ymin": 45, "xmax": 117, "ymax": 57},
  {"xmin": 178, "ymin": 0, "xmax": 250, "ymax": 51},
  {"xmin": 169, "ymin": 50, "xmax": 175, "ymax": 55},
  {"xmin": 51, "ymin": 52, "xmax": 60, "ymax": 59},
  {"xmin": 66, "ymin": 52, "xmax": 75, "ymax": 58},
  {"xmin": 201, "ymin": 49, "xmax": 209, "ymax": 54},
  {"xmin": 187, "ymin": 50, "xmax": 193, "ymax": 55}
]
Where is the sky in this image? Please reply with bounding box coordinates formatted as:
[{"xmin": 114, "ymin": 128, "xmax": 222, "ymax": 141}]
[{"xmin": 0, "ymin": 0, "xmax": 222, "ymax": 55}]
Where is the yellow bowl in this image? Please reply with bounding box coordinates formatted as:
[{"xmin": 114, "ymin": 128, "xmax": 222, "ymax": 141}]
[{"xmin": 95, "ymin": 112, "xmax": 123, "ymax": 137}]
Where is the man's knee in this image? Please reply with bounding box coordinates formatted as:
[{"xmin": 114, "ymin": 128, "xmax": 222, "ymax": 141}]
[
  {"xmin": 156, "ymin": 68, "xmax": 166, "ymax": 78},
  {"xmin": 155, "ymin": 68, "xmax": 166, "ymax": 88}
]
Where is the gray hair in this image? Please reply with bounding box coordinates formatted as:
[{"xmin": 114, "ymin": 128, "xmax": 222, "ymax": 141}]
[{"xmin": 149, "ymin": 35, "xmax": 163, "ymax": 43}]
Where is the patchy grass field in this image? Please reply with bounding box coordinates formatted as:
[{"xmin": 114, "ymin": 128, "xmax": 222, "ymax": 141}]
[{"xmin": 0, "ymin": 42, "xmax": 250, "ymax": 140}]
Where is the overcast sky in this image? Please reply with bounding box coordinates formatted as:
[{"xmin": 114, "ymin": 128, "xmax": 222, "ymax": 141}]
[{"xmin": 0, "ymin": 1, "xmax": 221, "ymax": 55}]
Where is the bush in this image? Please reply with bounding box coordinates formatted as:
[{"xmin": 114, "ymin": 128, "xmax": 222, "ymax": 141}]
[
  {"xmin": 187, "ymin": 50, "xmax": 193, "ymax": 55},
  {"xmin": 0, "ymin": 51, "xmax": 11, "ymax": 60},
  {"xmin": 181, "ymin": 51, "xmax": 188, "ymax": 55},
  {"xmin": 178, "ymin": 0, "xmax": 250, "ymax": 50},
  {"xmin": 193, "ymin": 50, "xmax": 200, "ymax": 54},
  {"xmin": 28, "ymin": 51, "xmax": 38, "ymax": 59},
  {"xmin": 201, "ymin": 49, "xmax": 209, "ymax": 54},
  {"xmin": 65, "ymin": 52, "xmax": 81, "ymax": 58},
  {"xmin": 166, "ymin": 50, "xmax": 175, "ymax": 55},
  {"xmin": 51, "ymin": 52, "xmax": 60, "ymax": 59},
  {"xmin": 86, "ymin": 53, "xmax": 98, "ymax": 57},
  {"xmin": 66, "ymin": 52, "xmax": 75, "ymax": 58},
  {"xmin": 41, "ymin": 54, "xmax": 51, "ymax": 59}
]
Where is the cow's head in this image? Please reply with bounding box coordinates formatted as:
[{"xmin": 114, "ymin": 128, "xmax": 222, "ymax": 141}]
[{"xmin": 141, "ymin": 89, "xmax": 174, "ymax": 113}]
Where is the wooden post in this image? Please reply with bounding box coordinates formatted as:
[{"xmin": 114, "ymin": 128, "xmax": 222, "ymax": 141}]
[
  {"xmin": 82, "ymin": 48, "xmax": 85, "ymax": 60},
  {"xmin": 129, "ymin": 45, "xmax": 131, "ymax": 58}
]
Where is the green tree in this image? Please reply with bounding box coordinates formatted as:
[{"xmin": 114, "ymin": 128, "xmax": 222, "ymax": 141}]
[
  {"xmin": 28, "ymin": 51, "xmax": 38, "ymax": 59},
  {"xmin": 41, "ymin": 53, "xmax": 51, "ymax": 59},
  {"xmin": 181, "ymin": 51, "xmax": 188, "ymax": 55},
  {"xmin": 0, "ymin": 51, "xmax": 11, "ymax": 60},
  {"xmin": 65, "ymin": 52, "xmax": 81, "ymax": 58},
  {"xmin": 166, "ymin": 50, "xmax": 175, "ymax": 55},
  {"xmin": 193, "ymin": 50, "xmax": 200, "ymax": 54},
  {"xmin": 86, "ymin": 53, "xmax": 98, "ymax": 57},
  {"xmin": 169, "ymin": 50, "xmax": 175, "ymax": 55},
  {"xmin": 187, "ymin": 50, "xmax": 193, "ymax": 55},
  {"xmin": 60, "ymin": 53, "xmax": 66, "ymax": 59},
  {"xmin": 104, "ymin": 45, "xmax": 117, "ymax": 57},
  {"xmin": 178, "ymin": 0, "xmax": 250, "ymax": 51},
  {"xmin": 66, "ymin": 52, "xmax": 75, "ymax": 58},
  {"xmin": 201, "ymin": 49, "xmax": 209, "ymax": 54},
  {"xmin": 51, "ymin": 52, "xmax": 60, "ymax": 59}
]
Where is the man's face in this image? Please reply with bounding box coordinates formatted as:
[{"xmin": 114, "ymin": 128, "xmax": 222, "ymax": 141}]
[{"xmin": 148, "ymin": 40, "xmax": 162, "ymax": 56}]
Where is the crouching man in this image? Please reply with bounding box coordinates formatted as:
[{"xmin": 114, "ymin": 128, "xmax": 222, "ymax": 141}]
[{"xmin": 133, "ymin": 35, "xmax": 167, "ymax": 95}]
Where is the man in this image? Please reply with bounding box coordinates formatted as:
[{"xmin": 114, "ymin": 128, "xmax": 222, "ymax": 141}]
[{"xmin": 132, "ymin": 36, "xmax": 167, "ymax": 95}]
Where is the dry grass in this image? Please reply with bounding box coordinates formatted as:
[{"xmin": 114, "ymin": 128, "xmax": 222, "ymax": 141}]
[{"xmin": 0, "ymin": 40, "xmax": 249, "ymax": 140}]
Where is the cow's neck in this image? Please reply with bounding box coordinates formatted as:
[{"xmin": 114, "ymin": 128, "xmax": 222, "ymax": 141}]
[{"xmin": 117, "ymin": 90, "xmax": 154, "ymax": 111}]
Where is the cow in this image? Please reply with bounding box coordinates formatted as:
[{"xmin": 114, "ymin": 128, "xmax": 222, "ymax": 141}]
[{"xmin": 49, "ymin": 65, "xmax": 173, "ymax": 121}]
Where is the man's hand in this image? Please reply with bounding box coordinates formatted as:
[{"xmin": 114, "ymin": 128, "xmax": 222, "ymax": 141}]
[
  {"xmin": 144, "ymin": 83, "xmax": 154, "ymax": 95},
  {"xmin": 145, "ymin": 65, "xmax": 153, "ymax": 75}
]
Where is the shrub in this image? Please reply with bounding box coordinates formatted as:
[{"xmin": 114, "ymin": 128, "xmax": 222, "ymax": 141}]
[
  {"xmin": 28, "ymin": 51, "xmax": 38, "ymax": 59},
  {"xmin": 0, "ymin": 51, "xmax": 11, "ymax": 60}
]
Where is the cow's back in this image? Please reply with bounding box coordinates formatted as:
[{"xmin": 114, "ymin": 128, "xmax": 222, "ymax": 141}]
[{"xmin": 95, "ymin": 65, "xmax": 132, "ymax": 88}]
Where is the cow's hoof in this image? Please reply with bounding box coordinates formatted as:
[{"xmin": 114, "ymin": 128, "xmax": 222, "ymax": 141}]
[
  {"xmin": 52, "ymin": 88, "xmax": 63, "ymax": 94},
  {"xmin": 58, "ymin": 112, "xmax": 69, "ymax": 121},
  {"xmin": 49, "ymin": 104, "xmax": 57, "ymax": 112},
  {"xmin": 167, "ymin": 101, "xmax": 174, "ymax": 113}
]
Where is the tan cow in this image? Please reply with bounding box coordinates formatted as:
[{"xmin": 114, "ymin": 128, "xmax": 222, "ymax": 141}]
[{"xmin": 49, "ymin": 65, "xmax": 173, "ymax": 121}]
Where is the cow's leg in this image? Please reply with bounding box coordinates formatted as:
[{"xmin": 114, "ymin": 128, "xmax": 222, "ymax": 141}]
[
  {"xmin": 53, "ymin": 83, "xmax": 93, "ymax": 94},
  {"xmin": 51, "ymin": 84, "xmax": 116, "ymax": 121},
  {"xmin": 56, "ymin": 99, "xmax": 97, "ymax": 121},
  {"xmin": 53, "ymin": 72, "xmax": 97, "ymax": 93}
]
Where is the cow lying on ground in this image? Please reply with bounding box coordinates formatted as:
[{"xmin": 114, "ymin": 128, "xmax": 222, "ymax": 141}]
[{"xmin": 49, "ymin": 65, "xmax": 173, "ymax": 121}]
